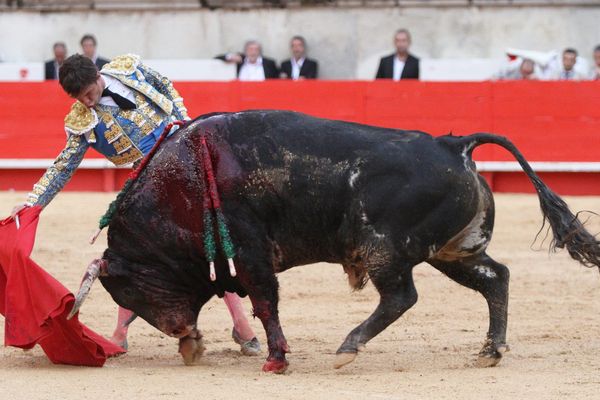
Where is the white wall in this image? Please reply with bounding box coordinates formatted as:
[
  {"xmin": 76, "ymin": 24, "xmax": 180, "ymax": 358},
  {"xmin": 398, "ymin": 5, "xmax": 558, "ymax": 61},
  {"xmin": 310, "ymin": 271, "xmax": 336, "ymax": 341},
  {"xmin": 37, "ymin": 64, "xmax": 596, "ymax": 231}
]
[{"xmin": 1, "ymin": 6, "xmax": 599, "ymax": 78}]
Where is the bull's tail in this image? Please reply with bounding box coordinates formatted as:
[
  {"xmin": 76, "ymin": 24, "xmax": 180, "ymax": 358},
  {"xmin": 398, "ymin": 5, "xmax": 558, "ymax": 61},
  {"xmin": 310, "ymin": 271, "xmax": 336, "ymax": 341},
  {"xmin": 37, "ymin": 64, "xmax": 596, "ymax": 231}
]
[{"xmin": 445, "ymin": 132, "xmax": 600, "ymax": 270}]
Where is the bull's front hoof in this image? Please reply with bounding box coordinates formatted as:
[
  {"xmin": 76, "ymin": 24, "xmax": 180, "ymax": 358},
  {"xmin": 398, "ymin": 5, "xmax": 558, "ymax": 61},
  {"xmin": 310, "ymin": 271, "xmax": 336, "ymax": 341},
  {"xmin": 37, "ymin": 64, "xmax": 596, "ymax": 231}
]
[
  {"xmin": 333, "ymin": 352, "xmax": 357, "ymax": 369},
  {"xmin": 475, "ymin": 353, "xmax": 501, "ymax": 368},
  {"xmin": 179, "ymin": 335, "xmax": 205, "ymax": 366},
  {"xmin": 262, "ymin": 359, "xmax": 289, "ymax": 374},
  {"xmin": 475, "ymin": 343, "xmax": 509, "ymax": 368}
]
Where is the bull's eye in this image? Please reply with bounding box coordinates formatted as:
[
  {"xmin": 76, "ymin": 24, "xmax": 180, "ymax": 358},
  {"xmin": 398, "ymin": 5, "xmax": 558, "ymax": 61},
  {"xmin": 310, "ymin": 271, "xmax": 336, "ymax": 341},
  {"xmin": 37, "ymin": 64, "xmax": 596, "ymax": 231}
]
[{"xmin": 123, "ymin": 287, "xmax": 134, "ymax": 298}]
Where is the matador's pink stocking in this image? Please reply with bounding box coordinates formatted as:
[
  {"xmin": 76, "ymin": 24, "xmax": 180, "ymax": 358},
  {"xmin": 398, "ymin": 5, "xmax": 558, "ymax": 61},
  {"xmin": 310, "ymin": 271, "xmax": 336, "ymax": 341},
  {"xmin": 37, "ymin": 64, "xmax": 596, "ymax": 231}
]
[
  {"xmin": 111, "ymin": 306, "xmax": 135, "ymax": 350},
  {"xmin": 223, "ymin": 291, "xmax": 255, "ymax": 341}
]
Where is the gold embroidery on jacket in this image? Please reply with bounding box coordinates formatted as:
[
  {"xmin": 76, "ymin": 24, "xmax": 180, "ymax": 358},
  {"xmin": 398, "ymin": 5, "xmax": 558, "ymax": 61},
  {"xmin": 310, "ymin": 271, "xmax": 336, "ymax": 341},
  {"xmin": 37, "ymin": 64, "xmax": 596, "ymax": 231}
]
[
  {"xmin": 104, "ymin": 124, "xmax": 123, "ymax": 144},
  {"xmin": 101, "ymin": 54, "xmax": 140, "ymax": 76},
  {"xmin": 26, "ymin": 134, "xmax": 85, "ymax": 205},
  {"xmin": 109, "ymin": 149, "xmax": 143, "ymax": 166},
  {"xmin": 64, "ymin": 102, "xmax": 98, "ymax": 135},
  {"xmin": 113, "ymin": 135, "xmax": 133, "ymax": 154}
]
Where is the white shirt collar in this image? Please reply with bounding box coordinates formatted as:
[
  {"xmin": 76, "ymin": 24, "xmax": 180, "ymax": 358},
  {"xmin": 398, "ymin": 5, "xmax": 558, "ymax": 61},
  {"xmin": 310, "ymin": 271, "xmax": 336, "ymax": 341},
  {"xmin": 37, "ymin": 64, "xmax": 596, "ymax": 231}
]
[
  {"xmin": 53, "ymin": 60, "xmax": 61, "ymax": 79},
  {"xmin": 291, "ymin": 57, "xmax": 305, "ymax": 80},
  {"xmin": 244, "ymin": 56, "xmax": 263, "ymax": 66},
  {"xmin": 393, "ymin": 56, "xmax": 406, "ymax": 81},
  {"xmin": 292, "ymin": 57, "xmax": 305, "ymax": 67},
  {"xmin": 99, "ymin": 73, "xmax": 136, "ymax": 107}
]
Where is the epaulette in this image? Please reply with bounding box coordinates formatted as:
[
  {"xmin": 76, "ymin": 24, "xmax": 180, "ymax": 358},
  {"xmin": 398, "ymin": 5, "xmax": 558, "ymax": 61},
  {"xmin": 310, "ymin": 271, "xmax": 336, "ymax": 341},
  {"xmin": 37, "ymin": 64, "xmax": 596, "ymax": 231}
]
[
  {"xmin": 101, "ymin": 54, "xmax": 141, "ymax": 76},
  {"xmin": 64, "ymin": 101, "xmax": 98, "ymax": 135}
]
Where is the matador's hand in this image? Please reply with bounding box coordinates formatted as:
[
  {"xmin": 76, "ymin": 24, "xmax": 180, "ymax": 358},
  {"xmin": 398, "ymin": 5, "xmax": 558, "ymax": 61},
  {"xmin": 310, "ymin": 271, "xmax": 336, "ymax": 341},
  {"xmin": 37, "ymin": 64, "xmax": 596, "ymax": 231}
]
[{"xmin": 11, "ymin": 202, "xmax": 29, "ymax": 218}]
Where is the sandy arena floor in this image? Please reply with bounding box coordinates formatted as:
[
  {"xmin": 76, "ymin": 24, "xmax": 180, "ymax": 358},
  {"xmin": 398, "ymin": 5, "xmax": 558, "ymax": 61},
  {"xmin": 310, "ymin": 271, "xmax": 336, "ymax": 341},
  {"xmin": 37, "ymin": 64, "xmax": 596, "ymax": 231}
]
[{"xmin": 0, "ymin": 191, "xmax": 599, "ymax": 400}]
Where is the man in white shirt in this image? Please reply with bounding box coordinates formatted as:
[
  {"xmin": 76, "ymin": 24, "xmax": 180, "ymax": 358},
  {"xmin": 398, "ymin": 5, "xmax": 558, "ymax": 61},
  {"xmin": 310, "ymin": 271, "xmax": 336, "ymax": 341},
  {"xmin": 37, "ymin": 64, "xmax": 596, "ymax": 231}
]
[
  {"xmin": 239, "ymin": 42, "xmax": 266, "ymax": 81},
  {"xmin": 217, "ymin": 40, "xmax": 279, "ymax": 81}
]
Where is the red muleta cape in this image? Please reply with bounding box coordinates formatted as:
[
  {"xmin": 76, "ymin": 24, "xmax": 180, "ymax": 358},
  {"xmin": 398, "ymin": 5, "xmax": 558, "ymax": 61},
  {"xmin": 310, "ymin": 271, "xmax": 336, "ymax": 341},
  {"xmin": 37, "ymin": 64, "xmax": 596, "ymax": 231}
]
[{"xmin": 0, "ymin": 206, "xmax": 125, "ymax": 366}]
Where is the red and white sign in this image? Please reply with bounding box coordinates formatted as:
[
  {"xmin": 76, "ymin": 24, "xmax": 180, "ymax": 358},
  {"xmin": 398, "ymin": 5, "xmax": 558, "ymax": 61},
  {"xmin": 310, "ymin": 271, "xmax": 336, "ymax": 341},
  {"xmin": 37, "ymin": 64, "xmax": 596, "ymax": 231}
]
[{"xmin": 0, "ymin": 63, "xmax": 44, "ymax": 82}]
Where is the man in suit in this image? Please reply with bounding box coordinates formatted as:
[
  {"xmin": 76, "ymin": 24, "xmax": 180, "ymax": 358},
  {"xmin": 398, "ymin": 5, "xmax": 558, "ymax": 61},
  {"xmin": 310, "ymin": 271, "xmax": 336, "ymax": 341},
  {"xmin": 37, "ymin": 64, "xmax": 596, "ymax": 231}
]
[
  {"xmin": 44, "ymin": 42, "xmax": 67, "ymax": 80},
  {"xmin": 280, "ymin": 36, "xmax": 318, "ymax": 80},
  {"xmin": 375, "ymin": 29, "xmax": 419, "ymax": 80},
  {"xmin": 80, "ymin": 34, "xmax": 109, "ymax": 70},
  {"xmin": 216, "ymin": 40, "xmax": 279, "ymax": 81}
]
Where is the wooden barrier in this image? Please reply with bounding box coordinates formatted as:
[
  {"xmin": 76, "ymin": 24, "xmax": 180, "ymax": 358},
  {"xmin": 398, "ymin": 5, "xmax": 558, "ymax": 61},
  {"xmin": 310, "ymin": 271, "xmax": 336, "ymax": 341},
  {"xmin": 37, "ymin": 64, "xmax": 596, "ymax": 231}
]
[{"xmin": 1, "ymin": 81, "xmax": 599, "ymax": 195}]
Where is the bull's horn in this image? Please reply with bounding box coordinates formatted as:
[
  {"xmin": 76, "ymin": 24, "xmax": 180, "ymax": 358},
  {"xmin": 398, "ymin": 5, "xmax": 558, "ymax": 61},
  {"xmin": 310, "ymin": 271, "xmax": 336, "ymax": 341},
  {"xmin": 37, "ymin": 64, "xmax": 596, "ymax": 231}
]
[{"xmin": 67, "ymin": 259, "xmax": 108, "ymax": 320}]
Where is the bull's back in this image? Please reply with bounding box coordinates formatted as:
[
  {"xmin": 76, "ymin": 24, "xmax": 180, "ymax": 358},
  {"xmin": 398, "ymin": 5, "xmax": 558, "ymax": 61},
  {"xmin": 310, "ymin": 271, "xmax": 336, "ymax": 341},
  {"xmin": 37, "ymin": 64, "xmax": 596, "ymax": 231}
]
[{"xmin": 190, "ymin": 111, "xmax": 483, "ymax": 265}]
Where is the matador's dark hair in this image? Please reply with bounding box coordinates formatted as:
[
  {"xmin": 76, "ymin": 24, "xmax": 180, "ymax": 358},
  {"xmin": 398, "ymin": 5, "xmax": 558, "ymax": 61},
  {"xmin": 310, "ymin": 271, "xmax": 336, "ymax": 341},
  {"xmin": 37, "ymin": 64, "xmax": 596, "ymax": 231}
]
[{"xmin": 59, "ymin": 54, "xmax": 99, "ymax": 96}]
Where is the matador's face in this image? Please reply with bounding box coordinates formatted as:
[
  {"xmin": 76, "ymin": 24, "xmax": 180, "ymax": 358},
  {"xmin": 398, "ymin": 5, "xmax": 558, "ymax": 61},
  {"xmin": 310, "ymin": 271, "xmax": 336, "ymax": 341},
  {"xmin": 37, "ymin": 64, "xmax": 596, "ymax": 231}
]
[{"xmin": 74, "ymin": 74, "xmax": 104, "ymax": 108}]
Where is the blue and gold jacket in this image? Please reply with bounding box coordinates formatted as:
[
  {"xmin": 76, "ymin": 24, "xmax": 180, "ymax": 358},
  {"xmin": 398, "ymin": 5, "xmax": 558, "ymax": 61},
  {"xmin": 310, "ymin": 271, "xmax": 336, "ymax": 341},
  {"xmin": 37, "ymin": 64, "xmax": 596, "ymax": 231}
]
[{"xmin": 26, "ymin": 54, "xmax": 190, "ymax": 207}]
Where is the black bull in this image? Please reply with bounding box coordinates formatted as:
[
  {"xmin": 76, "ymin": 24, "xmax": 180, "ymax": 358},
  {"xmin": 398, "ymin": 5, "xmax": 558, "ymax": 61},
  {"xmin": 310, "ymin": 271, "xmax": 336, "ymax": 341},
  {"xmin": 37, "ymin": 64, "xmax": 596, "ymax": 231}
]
[{"xmin": 71, "ymin": 110, "xmax": 600, "ymax": 373}]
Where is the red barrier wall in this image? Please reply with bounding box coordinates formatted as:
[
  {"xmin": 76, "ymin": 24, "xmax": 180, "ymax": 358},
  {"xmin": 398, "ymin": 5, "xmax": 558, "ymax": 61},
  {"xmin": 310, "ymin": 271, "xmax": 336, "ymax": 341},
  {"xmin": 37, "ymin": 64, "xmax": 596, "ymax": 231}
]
[{"xmin": 1, "ymin": 81, "xmax": 599, "ymax": 195}]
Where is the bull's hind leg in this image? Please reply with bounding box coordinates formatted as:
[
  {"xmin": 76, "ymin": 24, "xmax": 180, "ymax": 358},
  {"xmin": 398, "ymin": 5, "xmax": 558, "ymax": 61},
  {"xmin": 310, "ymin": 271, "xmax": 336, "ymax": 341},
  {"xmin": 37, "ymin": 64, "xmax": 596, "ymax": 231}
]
[
  {"xmin": 429, "ymin": 252, "xmax": 510, "ymax": 367},
  {"xmin": 334, "ymin": 262, "xmax": 418, "ymax": 369}
]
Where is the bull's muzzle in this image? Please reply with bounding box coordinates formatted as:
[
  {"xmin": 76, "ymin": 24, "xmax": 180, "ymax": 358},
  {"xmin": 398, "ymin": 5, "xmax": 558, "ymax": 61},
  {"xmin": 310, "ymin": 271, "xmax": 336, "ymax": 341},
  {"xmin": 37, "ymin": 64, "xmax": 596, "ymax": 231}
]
[{"xmin": 66, "ymin": 258, "xmax": 108, "ymax": 320}]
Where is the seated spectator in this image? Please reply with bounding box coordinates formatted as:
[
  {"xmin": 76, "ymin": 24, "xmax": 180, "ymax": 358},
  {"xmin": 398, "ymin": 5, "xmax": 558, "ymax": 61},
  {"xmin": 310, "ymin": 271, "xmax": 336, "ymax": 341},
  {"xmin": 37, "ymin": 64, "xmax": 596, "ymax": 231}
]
[
  {"xmin": 495, "ymin": 58, "xmax": 538, "ymax": 80},
  {"xmin": 280, "ymin": 36, "xmax": 318, "ymax": 80},
  {"xmin": 45, "ymin": 42, "xmax": 67, "ymax": 80},
  {"xmin": 216, "ymin": 41, "xmax": 279, "ymax": 81},
  {"xmin": 590, "ymin": 45, "xmax": 600, "ymax": 80},
  {"xmin": 375, "ymin": 29, "xmax": 419, "ymax": 80},
  {"xmin": 551, "ymin": 48, "xmax": 587, "ymax": 80},
  {"xmin": 80, "ymin": 34, "xmax": 109, "ymax": 69}
]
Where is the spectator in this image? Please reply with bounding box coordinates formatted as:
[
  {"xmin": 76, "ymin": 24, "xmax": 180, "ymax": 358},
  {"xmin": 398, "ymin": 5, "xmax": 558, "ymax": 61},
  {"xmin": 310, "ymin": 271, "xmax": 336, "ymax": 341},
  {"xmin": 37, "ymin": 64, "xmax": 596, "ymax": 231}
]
[
  {"xmin": 45, "ymin": 42, "xmax": 67, "ymax": 80},
  {"xmin": 216, "ymin": 40, "xmax": 279, "ymax": 81},
  {"xmin": 80, "ymin": 34, "xmax": 109, "ymax": 70},
  {"xmin": 375, "ymin": 29, "xmax": 419, "ymax": 80},
  {"xmin": 590, "ymin": 45, "xmax": 600, "ymax": 80},
  {"xmin": 280, "ymin": 36, "xmax": 318, "ymax": 80},
  {"xmin": 551, "ymin": 48, "xmax": 587, "ymax": 80},
  {"xmin": 495, "ymin": 58, "xmax": 538, "ymax": 80}
]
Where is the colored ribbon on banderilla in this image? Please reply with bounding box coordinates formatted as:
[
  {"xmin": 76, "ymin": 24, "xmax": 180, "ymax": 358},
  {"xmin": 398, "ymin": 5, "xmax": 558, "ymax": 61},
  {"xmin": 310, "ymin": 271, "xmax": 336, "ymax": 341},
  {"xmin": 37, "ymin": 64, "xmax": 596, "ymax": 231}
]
[
  {"xmin": 200, "ymin": 136, "xmax": 237, "ymax": 281},
  {"xmin": 89, "ymin": 121, "xmax": 237, "ymax": 281}
]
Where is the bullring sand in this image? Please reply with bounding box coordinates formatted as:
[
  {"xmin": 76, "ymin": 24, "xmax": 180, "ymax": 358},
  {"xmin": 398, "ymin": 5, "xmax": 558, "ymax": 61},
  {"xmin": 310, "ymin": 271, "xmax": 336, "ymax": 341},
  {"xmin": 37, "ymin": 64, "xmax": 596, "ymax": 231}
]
[{"xmin": 0, "ymin": 192, "xmax": 599, "ymax": 400}]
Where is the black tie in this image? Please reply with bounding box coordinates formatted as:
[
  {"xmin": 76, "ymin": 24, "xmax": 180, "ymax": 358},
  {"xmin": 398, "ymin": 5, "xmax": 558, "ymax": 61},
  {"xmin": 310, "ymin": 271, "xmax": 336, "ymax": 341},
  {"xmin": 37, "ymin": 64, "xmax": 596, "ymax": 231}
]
[{"xmin": 102, "ymin": 88, "xmax": 136, "ymax": 110}]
